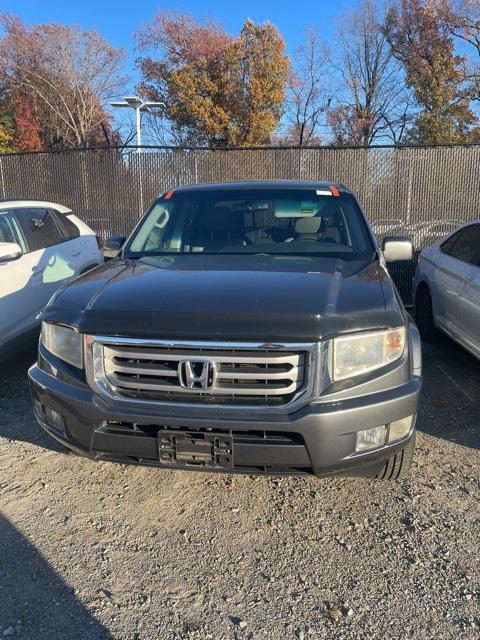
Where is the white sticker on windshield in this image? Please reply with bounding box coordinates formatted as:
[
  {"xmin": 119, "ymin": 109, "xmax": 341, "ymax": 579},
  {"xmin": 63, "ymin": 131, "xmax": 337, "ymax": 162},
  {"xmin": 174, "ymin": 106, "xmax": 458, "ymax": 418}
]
[{"xmin": 316, "ymin": 190, "xmax": 332, "ymax": 196}]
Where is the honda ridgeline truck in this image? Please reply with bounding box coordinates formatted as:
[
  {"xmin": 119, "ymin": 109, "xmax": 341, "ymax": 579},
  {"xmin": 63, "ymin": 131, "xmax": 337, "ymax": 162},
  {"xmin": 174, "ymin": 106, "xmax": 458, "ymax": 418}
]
[{"xmin": 29, "ymin": 181, "xmax": 422, "ymax": 480}]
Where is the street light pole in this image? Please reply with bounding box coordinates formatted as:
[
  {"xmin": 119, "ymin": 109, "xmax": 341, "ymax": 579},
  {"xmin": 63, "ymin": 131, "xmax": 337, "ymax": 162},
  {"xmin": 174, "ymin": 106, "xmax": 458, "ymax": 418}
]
[
  {"xmin": 110, "ymin": 96, "xmax": 165, "ymax": 151},
  {"xmin": 135, "ymin": 105, "xmax": 141, "ymax": 150},
  {"xmin": 109, "ymin": 96, "xmax": 166, "ymax": 213}
]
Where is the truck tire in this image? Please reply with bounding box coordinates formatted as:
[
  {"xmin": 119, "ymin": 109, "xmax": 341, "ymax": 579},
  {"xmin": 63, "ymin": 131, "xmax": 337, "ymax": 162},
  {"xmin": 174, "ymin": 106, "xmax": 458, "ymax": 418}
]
[
  {"xmin": 415, "ymin": 284, "xmax": 437, "ymax": 341},
  {"xmin": 374, "ymin": 434, "xmax": 415, "ymax": 481}
]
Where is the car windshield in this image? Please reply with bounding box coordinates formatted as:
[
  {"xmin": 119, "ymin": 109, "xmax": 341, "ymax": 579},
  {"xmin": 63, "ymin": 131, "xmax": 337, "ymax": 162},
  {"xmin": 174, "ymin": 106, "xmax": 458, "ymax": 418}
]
[{"xmin": 125, "ymin": 188, "xmax": 374, "ymax": 259}]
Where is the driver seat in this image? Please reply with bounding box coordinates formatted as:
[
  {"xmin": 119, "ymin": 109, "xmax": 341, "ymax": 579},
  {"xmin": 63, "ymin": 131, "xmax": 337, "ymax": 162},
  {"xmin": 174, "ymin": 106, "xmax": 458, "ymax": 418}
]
[{"xmin": 322, "ymin": 214, "xmax": 340, "ymax": 243}]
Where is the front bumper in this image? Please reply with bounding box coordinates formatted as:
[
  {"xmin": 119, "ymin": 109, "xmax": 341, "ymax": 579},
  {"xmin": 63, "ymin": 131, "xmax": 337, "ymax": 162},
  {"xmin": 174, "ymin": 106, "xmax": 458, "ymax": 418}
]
[{"xmin": 28, "ymin": 352, "xmax": 421, "ymax": 478}]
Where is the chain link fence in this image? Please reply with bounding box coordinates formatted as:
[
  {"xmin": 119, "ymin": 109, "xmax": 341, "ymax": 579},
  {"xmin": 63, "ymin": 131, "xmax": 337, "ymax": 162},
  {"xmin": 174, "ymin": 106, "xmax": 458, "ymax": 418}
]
[{"xmin": 1, "ymin": 145, "xmax": 480, "ymax": 302}]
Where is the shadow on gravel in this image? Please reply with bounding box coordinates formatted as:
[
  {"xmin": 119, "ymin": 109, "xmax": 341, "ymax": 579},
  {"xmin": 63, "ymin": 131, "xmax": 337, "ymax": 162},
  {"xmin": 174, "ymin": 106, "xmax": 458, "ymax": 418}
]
[
  {"xmin": 0, "ymin": 514, "xmax": 112, "ymax": 639},
  {"xmin": 0, "ymin": 345, "xmax": 64, "ymax": 453},
  {"xmin": 417, "ymin": 334, "xmax": 480, "ymax": 451}
]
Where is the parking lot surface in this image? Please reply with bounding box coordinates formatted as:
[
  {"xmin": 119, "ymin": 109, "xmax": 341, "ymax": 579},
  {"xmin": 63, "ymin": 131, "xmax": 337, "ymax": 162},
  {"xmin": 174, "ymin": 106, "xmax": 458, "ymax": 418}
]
[{"xmin": 0, "ymin": 336, "xmax": 479, "ymax": 640}]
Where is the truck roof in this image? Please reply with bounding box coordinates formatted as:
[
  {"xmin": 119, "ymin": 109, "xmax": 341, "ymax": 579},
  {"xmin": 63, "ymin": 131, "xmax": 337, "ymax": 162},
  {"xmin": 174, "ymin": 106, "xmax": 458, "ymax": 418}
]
[{"xmin": 171, "ymin": 180, "xmax": 351, "ymax": 193}]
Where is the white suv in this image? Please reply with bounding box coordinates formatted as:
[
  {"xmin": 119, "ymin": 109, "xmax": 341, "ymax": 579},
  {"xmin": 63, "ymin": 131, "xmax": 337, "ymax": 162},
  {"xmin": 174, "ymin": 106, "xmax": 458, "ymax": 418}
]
[{"xmin": 0, "ymin": 200, "xmax": 102, "ymax": 359}]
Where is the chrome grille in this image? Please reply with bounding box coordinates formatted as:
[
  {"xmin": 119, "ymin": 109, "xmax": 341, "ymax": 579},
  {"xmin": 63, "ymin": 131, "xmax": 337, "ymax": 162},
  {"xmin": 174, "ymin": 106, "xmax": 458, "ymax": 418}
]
[{"xmin": 90, "ymin": 339, "xmax": 314, "ymax": 407}]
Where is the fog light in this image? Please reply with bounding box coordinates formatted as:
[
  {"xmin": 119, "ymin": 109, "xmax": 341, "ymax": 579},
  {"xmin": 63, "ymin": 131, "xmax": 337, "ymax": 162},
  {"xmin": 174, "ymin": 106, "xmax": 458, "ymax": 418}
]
[
  {"xmin": 44, "ymin": 407, "xmax": 65, "ymax": 434},
  {"xmin": 388, "ymin": 416, "xmax": 414, "ymax": 443},
  {"xmin": 356, "ymin": 425, "xmax": 386, "ymax": 451}
]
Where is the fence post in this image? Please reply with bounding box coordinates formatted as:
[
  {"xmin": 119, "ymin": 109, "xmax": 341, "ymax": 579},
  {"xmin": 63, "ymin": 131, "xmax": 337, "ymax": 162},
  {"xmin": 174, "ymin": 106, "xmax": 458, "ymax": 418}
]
[
  {"xmin": 406, "ymin": 158, "xmax": 412, "ymax": 225},
  {"xmin": 0, "ymin": 156, "xmax": 6, "ymax": 198},
  {"xmin": 138, "ymin": 151, "xmax": 144, "ymax": 215},
  {"xmin": 80, "ymin": 151, "xmax": 90, "ymax": 216}
]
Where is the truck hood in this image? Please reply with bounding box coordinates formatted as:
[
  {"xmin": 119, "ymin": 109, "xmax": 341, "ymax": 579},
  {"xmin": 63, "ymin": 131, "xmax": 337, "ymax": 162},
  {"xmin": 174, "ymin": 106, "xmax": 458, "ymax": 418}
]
[{"xmin": 43, "ymin": 254, "xmax": 403, "ymax": 342}]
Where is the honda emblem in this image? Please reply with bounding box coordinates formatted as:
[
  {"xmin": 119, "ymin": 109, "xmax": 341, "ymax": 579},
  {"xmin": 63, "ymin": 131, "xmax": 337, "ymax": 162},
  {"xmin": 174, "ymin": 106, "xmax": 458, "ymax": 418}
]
[{"xmin": 178, "ymin": 360, "xmax": 217, "ymax": 390}]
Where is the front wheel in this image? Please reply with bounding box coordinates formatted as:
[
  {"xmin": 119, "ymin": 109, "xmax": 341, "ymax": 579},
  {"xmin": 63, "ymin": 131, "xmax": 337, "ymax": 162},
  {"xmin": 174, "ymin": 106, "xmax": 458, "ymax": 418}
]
[
  {"xmin": 415, "ymin": 285, "xmax": 437, "ymax": 341},
  {"xmin": 374, "ymin": 434, "xmax": 415, "ymax": 481}
]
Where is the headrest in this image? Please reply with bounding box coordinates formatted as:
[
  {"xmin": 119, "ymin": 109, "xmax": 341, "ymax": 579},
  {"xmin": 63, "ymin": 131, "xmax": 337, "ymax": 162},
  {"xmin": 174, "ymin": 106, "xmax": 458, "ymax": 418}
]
[
  {"xmin": 295, "ymin": 217, "xmax": 322, "ymax": 234},
  {"xmin": 323, "ymin": 213, "xmax": 338, "ymax": 227},
  {"xmin": 202, "ymin": 207, "xmax": 238, "ymax": 232}
]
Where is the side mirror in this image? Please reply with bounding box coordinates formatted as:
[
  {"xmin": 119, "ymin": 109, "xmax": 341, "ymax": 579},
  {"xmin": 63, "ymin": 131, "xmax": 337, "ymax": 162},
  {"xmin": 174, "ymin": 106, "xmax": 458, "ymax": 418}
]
[
  {"xmin": 0, "ymin": 242, "xmax": 22, "ymax": 263},
  {"xmin": 382, "ymin": 236, "xmax": 413, "ymax": 262},
  {"xmin": 103, "ymin": 236, "xmax": 126, "ymax": 260}
]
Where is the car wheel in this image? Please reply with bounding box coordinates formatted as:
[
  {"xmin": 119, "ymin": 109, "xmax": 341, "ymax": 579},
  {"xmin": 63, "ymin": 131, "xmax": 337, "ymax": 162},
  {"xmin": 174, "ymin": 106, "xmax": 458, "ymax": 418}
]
[
  {"xmin": 415, "ymin": 285, "xmax": 437, "ymax": 341},
  {"xmin": 374, "ymin": 434, "xmax": 415, "ymax": 481}
]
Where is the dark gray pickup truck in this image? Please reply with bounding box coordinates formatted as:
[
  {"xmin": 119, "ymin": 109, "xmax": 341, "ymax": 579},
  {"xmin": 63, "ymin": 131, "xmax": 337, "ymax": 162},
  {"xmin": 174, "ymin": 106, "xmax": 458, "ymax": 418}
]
[{"xmin": 29, "ymin": 181, "xmax": 422, "ymax": 480}]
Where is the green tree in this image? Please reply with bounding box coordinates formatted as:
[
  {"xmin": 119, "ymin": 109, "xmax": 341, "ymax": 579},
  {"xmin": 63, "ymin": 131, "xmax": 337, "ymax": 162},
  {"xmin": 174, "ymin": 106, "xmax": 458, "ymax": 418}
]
[
  {"xmin": 0, "ymin": 88, "xmax": 15, "ymax": 153},
  {"xmin": 136, "ymin": 12, "xmax": 289, "ymax": 147},
  {"xmin": 0, "ymin": 115, "xmax": 14, "ymax": 153},
  {"xmin": 386, "ymin": 0, "xmax": 478, "ymax": 143}
]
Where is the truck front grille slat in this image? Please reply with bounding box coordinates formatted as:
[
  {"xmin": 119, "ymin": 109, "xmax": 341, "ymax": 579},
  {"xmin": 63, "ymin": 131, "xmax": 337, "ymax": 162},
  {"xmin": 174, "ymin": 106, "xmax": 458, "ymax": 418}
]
[
  {"xmin": 104, "ymin": 359, "xmax": 178, "ymax": 377},
  {"xmin": 91, "ymin": 339, "xmax": 315, "ymax": 407},
  {"xmin": 104, "ymin": 345, "xmax": 301, "ymax": 366}
]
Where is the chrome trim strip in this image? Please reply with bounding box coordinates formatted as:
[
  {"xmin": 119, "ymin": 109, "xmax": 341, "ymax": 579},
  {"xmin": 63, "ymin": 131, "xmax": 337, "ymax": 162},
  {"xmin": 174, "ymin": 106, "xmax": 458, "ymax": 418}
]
[
  {"xmin": 85, "ymin": 336, "xmax": 320, "ymax": 414},
  {"xmin": 92, "ymin": 336, "xmax": 314, "ymax": 350}
]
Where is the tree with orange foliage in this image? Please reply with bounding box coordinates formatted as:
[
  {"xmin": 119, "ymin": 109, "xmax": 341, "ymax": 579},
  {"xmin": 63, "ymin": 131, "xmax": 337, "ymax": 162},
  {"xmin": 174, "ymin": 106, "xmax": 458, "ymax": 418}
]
[
  {"xmin": 10, "ymin": 90, "xmax": 42, "ymax": 150},
  {"xmin": 136, "ymin": 12, "xmax": 289, "ymax": 147}
]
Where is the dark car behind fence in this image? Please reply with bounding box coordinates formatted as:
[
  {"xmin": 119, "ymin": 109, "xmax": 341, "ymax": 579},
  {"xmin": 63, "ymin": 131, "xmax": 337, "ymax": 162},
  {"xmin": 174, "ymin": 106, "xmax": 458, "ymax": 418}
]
[{"xmin": 1, "ymin": 144, "xmax": 480, "ymax": 303}]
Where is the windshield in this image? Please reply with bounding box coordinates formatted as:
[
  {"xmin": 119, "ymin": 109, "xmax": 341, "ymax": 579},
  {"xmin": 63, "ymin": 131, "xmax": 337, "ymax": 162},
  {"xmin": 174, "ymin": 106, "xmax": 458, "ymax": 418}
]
[{"xmin": 125, "ymin": 188, "xmax": 374, "ymax": 259}]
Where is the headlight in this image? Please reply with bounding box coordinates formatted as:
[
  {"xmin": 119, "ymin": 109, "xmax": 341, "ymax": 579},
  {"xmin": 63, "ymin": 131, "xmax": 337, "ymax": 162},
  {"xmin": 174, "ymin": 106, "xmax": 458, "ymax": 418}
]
[
  {"xmin": 41, "ymin": 322, "xmax": 83, "ymax": 369},
  {"xmin": 333, "ymin": 327, "xmax": 406, "ymax": 381}
]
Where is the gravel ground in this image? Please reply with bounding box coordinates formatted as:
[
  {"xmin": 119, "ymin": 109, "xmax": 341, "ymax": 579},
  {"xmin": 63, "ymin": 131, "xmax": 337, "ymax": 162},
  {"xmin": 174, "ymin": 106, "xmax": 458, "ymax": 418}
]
[{"xmin": 0, "ymin": 335, "xmax": 479, "ymax": 640}]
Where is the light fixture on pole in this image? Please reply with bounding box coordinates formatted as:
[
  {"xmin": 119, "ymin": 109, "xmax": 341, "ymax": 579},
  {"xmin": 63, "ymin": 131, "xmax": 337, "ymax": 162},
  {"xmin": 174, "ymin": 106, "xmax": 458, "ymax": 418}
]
[
  {"xmin": 110, "ymin": 96, "xmax": 165, "ymax": 214},
  {"xmin": 110, "ymin": 96, "xmax": 165, "ymax": 152}
]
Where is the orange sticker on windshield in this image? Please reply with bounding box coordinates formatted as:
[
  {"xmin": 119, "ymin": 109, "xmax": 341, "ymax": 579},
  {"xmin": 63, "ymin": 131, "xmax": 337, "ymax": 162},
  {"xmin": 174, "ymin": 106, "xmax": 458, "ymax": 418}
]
[
  {"xmin": 164, "ymin": 190, "xmax": 174, "ymax": 200},
  {"xmin": 330, "ymin": 186, "xmax": 340, "ymax": 197}
]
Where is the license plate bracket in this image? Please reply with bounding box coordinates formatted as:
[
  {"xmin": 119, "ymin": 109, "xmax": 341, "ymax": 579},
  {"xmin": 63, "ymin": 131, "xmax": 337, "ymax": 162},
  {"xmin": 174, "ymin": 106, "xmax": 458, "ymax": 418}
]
[{"xmin": 158, "ymin": 431, "xmax": 233, "ymax": 469}]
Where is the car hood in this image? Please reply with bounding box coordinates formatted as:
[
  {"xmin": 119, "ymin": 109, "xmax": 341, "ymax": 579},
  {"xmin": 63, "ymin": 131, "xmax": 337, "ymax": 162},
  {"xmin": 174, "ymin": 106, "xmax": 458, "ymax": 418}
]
[{"xmin": 43, "ymin": 254, "xmax": 403, "ymax": 342}]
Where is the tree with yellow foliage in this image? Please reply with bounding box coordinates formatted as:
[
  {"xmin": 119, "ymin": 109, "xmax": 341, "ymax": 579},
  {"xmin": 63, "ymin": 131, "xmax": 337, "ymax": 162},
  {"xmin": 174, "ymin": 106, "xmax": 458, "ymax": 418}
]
[{"xmin": 0, "ymin": 115, "xmax": 14, "ymax": 153}]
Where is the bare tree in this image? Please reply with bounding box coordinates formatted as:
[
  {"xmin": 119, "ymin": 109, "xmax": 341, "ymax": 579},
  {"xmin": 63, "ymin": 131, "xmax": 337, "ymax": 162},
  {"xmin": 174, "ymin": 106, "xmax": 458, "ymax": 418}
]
[
  {"xmin": 385, "ymin": 0, "xmax": 478, "ymax": 144},
  {"xmin": 438, "ymin": 0, "xmax": 480, "ymax": 102},
  {"xmin": 142, "ymin": 108, "xmax": 177, "ymax": 146},
  {"xmin": 329, "ymin": 0, "xmax": 411, "ymax": 145},
  {"xmin": 284, "ymin": 28, "xmax": 332, "ymax": 146},
  {"xmin": 0, "ymin": 14, "xmax": 127, "ymax": 148},
  {"xmin": 440, "ymin": 0, "xmax": 480, "ymax": 55}
]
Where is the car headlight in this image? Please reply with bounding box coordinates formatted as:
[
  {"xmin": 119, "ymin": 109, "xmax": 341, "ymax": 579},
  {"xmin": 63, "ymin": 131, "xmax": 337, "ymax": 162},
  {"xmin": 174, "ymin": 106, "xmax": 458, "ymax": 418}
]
[
  {"xmin": 41, "ymin": 322, "xmax": 83, "ymax": 369},
  {"xmin": 333, "ymin": 327, "xmax": 406, "ymax": 381}
]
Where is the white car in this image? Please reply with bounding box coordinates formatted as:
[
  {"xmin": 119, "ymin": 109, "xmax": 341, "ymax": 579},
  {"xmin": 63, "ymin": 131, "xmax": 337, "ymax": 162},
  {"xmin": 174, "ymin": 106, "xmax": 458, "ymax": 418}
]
[
  {"xmin": 413, "ymin": 220, "xmax": 480, "ymax": 358},
  {"xmin": 0, "ymin": 200, "xmax": 103, "ymax": 359},
  {"xmin": 405, "ymin": 219, "xmax": 464, "ymax": 249}
]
